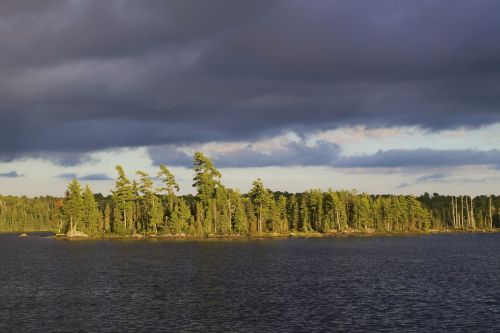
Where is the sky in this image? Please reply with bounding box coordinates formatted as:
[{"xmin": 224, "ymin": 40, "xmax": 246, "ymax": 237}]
[{"xmin": 0, "ymin": 0, "xmax": 499, "ymax": 197}]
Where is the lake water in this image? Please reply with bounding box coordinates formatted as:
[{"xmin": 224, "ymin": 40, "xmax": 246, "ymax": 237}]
[{"xmin": 0, "ymin": 233, "xmax": 499, "ymax": 332}]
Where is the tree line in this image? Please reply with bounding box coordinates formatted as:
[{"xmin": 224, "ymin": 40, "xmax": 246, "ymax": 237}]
[{"xmin": 1, "ymin": 152, "xmax": 499, "ymax": 235}]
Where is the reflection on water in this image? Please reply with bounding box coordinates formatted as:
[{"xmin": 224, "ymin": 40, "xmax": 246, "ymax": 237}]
[{"xmin": 0, "ymin": 233, "xmax": 499, "ymax": 332}]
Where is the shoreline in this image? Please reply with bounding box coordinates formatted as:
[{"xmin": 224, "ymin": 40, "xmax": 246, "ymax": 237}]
[
  {"xmin": 52, "ymin": 228, "xmax": 500, "ymax": 240},
  {"xmin": 4, "ymin": 229, "xmax": 499, "ymax": 240}
]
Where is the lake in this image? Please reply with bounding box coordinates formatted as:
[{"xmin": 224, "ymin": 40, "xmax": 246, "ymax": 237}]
[{"xmin": 0, "ymin": 233, "xmax": 499, "ymax": 332}]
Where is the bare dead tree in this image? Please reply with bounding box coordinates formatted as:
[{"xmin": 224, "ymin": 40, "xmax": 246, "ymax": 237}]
[
  {"xmin": 489, "ymin": 195, "xmax": 493, "ymax": 229},
  {"xmin": 451, "ymin": 196, "xmax": 457, "ymax": 229},
  {"xmin": 470, "ymin": 196, "xmax": 475, "ymax": 230},
  {"xmin": 465, "ymin": 196, "xmax": 469, "ymax": 229},
  {"xmin": 460, "ymin": 196, "xmax": 464, "ymax": 229}
]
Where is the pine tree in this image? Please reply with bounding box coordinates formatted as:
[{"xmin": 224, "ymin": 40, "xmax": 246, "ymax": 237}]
[
  {"xmin": 193, "ymin": 152, "xmax": 221, "ymax": 203},
  {"xmin": 287, "ymin": 194, "xmax": 300, "ymax": 231},
  {"xmin": 233, "ymin": 194, "xmax": 247, "ymax": 233},
  {"xmin": 277, "ymin": 195, "xmax": 289, "ymax": 233},
  {"xmin": 248, "ymin": 178, "xmax": 269, "ymax": 233},
  {"xmin": 149, "ymin": 195, "xmax": 164, "ymax": 234},
  {"xmin": 63, "ymin": 179, "xmax": 84, "ymax": 233},
  {"xmin": 354, "ymin": 194, "xmax": 371, "ymax": 230},
  {"xmin": 136, "ymin": 170, "xmax": 163, "ymax": 234},
  {"xmin": 170, "ymin": 198, "xmax": 191, "ymax": 234},
  {"xmin": 192, "ymin": 152, "xmax": 222, "ymax": 233},
  {"xmin": 104, "ymin": 203, "xmax": 111, "ymax": 233},
  {"xmin": 83, "ymin": 185, "xmax": 99, "ymax": 235},
  {"xmin": 157, "ymin": 164, "xmax": 179, "ymax": 215},
  {"xmin": 111, "ymin": 165, "xmax": 134, "ymax": 234},
  {"xmin": 299, "ymin": 193, "xmax": 311, "ymax": 232},
  {"xmin": 308, "ymin": 189, "xmax": 324, "ymax": 231}
]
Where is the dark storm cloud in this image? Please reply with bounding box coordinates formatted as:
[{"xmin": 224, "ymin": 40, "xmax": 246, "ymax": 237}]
[
  {"xmin": 1, "ymin": 0, "xmax": 500, "ymax": 163},
  {"xmin": 56, "ymin": 173, "xmax": 112, "ymax": 181},
  {"xmin": 0, "ymin": 171, "xmax": 24, "ymax": 178}
]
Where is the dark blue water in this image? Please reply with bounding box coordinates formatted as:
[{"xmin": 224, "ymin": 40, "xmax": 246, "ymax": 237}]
[{"xmin": 0, "ymin": 233, "xmax": 499, "ymax": 332}]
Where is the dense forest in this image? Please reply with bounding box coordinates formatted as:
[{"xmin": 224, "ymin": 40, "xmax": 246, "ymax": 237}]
[{"xmin": 0, "ymin": 152, "xmax": 499, "ymax": 235}]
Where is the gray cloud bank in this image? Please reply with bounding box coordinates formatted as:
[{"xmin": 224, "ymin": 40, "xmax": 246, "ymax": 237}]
[
  {"xmin": 1, "ymin": 0, "xmax": 500, "ymax": 162},
  {"xmin": 335, "ymin": 149, "xmax": 500, "ymax": 168},
  {"xmin": 149, "ymin": 143, "xmax": 500, "ymax": 169},
  {"xmin": 149, "ymin": 140, "xmax": 341, "ymax": 168},
  {"xmin": 0, "ymin": 171, "xmax": 24, "ymax": 178},
  {"xmin": 56, "ymin": 173, "xmax": 112, "ymax": 181}
]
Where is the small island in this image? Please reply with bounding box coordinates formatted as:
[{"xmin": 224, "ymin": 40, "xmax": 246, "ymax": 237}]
[{"xmin": 0, "ymin": 153, "xmax": 498, "ymax": 239}]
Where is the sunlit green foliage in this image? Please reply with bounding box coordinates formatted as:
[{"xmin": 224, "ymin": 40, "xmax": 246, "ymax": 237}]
[
  {"xmin": 63, "ymin": 179, "xmax": 84, "ymax": 233},
  {"xmin": 1, "ymin": 154, "xmax": 499, "ymax": 235}
]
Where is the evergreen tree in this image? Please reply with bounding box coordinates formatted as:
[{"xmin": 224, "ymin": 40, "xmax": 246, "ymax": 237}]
[
  {"xmin": 277, "ymin": 195, "xmax": 289, "ymax": 233},
  {"xmin": 157, "ymin": 164, "xmax": 179, "ymax": 214},
  {"xmin": 299, "ymin": 193, "xmax": 311, "ymax": 232},
  {"xmin": 308, "ymin": 189, "xmax": 324, "ymax": 231},
  {"xmin": 170, "ymin": 198, "xmax": 191, "ymax": 234},
  {"xmin": 83, "ymin": 185, "xmax": 99, "ymax": 235},
  {"xmin": 233, "ymin": 194, "xmax": 247, "ymax": 233},
  {"xmin": 192, "ymin": 152, "xmax": 221, "ymax": 233},
  {"xmin": 353, "ymin": 194, "xmax": 371, "ymax": 230},
  {"xmin": 111, "ymin": 165, "xmax": 134, "ymax": 234},
  {"xmin": 63, "ymin": 179, "xmax": 84, "ymax": 233},
  {"xmin": 136, "ymin": 170, "xmax": 163, "ymax": 234},
  {"xmin": 104, "ymin": 203, "xmax": 111, "ymax": 234},
  {"xmin": 248, "ymin": 178, "xmax": 270, "ymax": 233},
  {"xmin": 287, "ymin": 194, "xmax": 300, "ymax": 231},
  {"xmin": 193, "ymin": 152, "xmax": 221, "ymax": 203}
]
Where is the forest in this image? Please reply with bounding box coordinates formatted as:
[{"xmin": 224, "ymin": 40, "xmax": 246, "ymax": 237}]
[{"xmin": 0, "ymin": 152, "xmax": 498, "ymax": 235}]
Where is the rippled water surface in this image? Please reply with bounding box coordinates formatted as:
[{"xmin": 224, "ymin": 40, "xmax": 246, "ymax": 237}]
[{"xmin": 1, "ymin": 233, "xmax": 499, "ymax": 332}]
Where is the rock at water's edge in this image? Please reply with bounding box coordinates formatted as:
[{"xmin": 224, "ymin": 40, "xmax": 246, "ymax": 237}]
[
  {"xmin": 66, "ymin": 230, "xmax": 89, "ymax": 238},
  {"xmin": 18, "ymin": 233, "xmax": 28, "ymax": 238}
]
